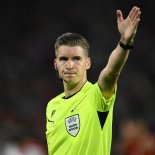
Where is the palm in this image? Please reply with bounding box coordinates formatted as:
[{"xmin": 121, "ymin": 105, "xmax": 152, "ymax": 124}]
[
  {"xmin": 117, "ymin": 6, "xmax": 141, "ymax": 43},
  {"xmin": 118, "ymin": 19, "xmax": 137, "ymax": 41}
]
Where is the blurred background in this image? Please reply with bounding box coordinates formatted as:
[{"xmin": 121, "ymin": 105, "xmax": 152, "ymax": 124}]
[{"xmin": 0, "ymin": 0, "xmax": 155, "ymax": 154}]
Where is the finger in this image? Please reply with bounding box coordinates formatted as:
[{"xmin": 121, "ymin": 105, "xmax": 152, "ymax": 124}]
[
  {"xmin": 116, "ymin": 10, "xmax": 124, "ymax": 23},
  {"xmin": 133, "ymin": 15, "xmax": 141, "ymax": 27},
  {"xmin": 131, "ymin": 7, "xmax": 141, "ymax": 21},
  {"xmin": 133, "ymin": 11, "xmax": 141, "ymax": 31},
  {"xmin": 128, "ymin": 6, "xmax": 139, "ymax": 20},
  {"xmin": 133, "ymin": 11, "xmax": 141, "ymax": 25},
  {"xmin": 133, "ymin": 18, "xmax": 140, "ymax": 34}
]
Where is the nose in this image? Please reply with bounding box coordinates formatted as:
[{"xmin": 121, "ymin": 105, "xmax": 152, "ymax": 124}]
[{"xmin": 66, "ymin": 60, "xmax": 74, "ymax": 69}]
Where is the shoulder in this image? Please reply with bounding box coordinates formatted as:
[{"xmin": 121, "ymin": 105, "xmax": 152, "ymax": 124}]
[
  {"xmin": 83, "ymin": 81, "xmax": 100, "ymax": 92},
  {"xmin": 46, "ymin": 92, "xmax": 64, "ymax": 110},
  {"xmin": 80, "ymin": 81, "xmax": 94, "ymax": 92}
]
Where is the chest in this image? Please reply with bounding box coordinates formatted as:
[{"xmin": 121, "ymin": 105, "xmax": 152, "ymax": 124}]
[{"xmin": 46, "ymin": 94, "xmax": 99, "ymax": 137}]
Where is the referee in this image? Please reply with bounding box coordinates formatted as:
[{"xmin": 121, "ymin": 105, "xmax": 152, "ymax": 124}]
[{"xmin": 46, "ymin": 6, "xmax": 141, "ymax": 155}]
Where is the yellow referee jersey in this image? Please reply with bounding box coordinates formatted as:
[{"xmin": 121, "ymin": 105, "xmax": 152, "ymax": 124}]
[{"xmin": 46, "ymin": 81, "xmax": 116, "ymax": 155}]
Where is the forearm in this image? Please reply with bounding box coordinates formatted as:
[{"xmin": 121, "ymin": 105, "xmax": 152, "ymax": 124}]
[
  {"xmin": 98, "ymin": 41, "xmax": 131, "ymax": 98},
  {"xmin": 107, "ymin": 42, "xmax": 130, "ymax": 76}
]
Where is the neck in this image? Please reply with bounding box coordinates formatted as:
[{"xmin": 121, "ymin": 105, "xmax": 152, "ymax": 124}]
[{"xmin": 63, "ymin": 78, "xmax": 87, "ymax": 97}]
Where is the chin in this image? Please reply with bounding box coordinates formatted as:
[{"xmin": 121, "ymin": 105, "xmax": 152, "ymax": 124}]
[{"xmin": 64, "ymin": 78, "xmax": 77, "ymax": 84}]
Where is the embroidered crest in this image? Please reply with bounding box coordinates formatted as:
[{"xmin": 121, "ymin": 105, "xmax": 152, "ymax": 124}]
[{"xmin": 65, "ymin": 114, "xmax": 80, "ymax": 137}]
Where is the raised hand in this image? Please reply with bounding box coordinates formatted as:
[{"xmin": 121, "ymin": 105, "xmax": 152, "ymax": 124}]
[{"xmin": 117, "ymin": 6, "xmax": 141, "ymax": 44}]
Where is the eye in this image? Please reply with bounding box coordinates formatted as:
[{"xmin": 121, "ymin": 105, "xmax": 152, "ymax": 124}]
[{"xmin": 73, "ymin": 56, "xmax": 81, "ymax": 61}]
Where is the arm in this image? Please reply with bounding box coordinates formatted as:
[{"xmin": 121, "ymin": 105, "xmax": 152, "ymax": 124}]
[{"xmin": 98, "ymin": 6, "xmax": 141, "ymax": 99}]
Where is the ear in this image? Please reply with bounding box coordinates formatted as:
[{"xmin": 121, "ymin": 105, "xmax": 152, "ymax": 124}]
[
  {"xmin": 54, "ymin": 59, "xmax": 57, "ymax": 70},
  {"xmin": 86, "ymin": 57, "xmax": 91, "ymax": 70}
]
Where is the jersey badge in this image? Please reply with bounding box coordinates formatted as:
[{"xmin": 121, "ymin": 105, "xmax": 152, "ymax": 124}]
[{"xmin": 65, "ymin": 114, "xmax": 80, "ymax": 137}]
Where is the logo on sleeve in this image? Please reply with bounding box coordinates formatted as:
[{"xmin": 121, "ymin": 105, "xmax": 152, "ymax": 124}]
[{"xmin": 65, "ymin": 114, "xmax": 80, "ymax": 137}]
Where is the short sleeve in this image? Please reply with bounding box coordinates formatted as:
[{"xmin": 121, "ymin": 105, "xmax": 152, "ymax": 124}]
[{"xmin": 88, "ymin": 83, "xmax": 117, "ymax": 112}]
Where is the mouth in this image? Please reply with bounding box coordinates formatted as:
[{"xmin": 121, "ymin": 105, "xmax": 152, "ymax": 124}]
[
  {"xmin": 64, "ymin": 74, "xmax": 76, "ymax": 77},
  {"xmin": 64, "ymin": 72, "xmax": 76, "ymax": 78},
  {"xmin": 64, "ymin": 72, "xmax": 76, "ymax": 75}
]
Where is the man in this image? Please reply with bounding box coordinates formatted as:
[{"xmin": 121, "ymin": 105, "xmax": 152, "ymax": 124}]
[{"xmin": 46, "ymin": 6, "xmax": 141, "ymax": 155}]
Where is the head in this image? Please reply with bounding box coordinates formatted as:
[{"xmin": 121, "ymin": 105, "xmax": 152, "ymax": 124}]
[
  {"xmin": 54, "ymin": 33, "xmax": 91, "ymax": 85},
  {"xmin": 55, "ymin": 32, "xmax": 89, "ymax": 57}
]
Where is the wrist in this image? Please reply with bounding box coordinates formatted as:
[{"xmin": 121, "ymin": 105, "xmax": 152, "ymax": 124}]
[
  {"xmin": 120, "ymin": 37, "xmax": 134, "ymax": 45},
  {"xmin": 119, "ymin": 40, "xmax": 134, "ymax": 50}
]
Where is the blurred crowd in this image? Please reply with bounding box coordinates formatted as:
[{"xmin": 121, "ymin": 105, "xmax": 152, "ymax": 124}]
[
  {"xmin": 112, "ymin": 119, "xmax": 155, "ymax": 155},
  {"xmin": 0, "ymin": 104, "xmax": 47, "ymax": 155},
  {"xmin": 1, "ymin": 139, "xmax": 46, "ymax": 155}
]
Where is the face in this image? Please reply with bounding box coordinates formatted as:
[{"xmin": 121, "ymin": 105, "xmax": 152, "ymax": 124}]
[{"xmin": 54, "ymin": 45, "xmax": 91, "ymax": 85}]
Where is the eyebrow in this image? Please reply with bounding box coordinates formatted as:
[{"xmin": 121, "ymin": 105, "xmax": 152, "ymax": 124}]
[
  {"xmin": 58, "ymin": 56, "xmax": 68, "ymax": 60},
  {"xmin": 58, "ymin": 56, "xmax": 82, "ymax": 60},
  {"xmin": 72, "ymin": 56, "xmax": 82, "ymax": 60}
]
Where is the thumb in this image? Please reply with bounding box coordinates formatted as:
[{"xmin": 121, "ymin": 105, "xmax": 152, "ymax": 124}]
[{"xmin": 116, "ymin": 10, "xmax": 123, "ymax": 23}]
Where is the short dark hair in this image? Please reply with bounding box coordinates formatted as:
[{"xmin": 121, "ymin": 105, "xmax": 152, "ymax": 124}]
[{"xmin": 55, "ymin": 32, "xmax": 89, "ymax": 57}]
